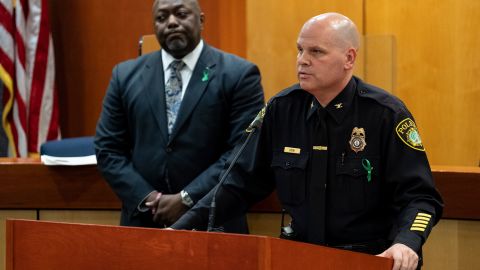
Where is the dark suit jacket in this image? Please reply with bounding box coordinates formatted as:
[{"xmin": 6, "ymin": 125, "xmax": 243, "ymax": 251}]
[{"xmin": 95, "ymin": 44, "xmax": 264, "ymax": 231}]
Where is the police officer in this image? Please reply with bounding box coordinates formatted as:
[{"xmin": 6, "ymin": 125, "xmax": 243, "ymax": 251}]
[{"xmin": 171, "ymin": 12, "xmax": 443, "ymax": 270}]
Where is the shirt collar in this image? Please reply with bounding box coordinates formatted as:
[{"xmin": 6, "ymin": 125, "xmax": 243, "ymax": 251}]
[
  {"xmin": 307, "ymin": 78, "xmax": 357, "ymax": 124},
  {"xmin": 162, "ymin": 39, "xmax": 204, "ymax": 72}
]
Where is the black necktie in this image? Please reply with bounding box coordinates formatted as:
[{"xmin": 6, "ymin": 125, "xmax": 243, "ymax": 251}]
[{"xmin": 307, "ymin": 107, "xmax": 328, "ymax": 244}]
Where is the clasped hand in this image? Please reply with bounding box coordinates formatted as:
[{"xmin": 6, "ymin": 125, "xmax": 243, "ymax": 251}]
[{"xmin": 145, "ymin": 191, "xmax": 187, "ymax": 227}]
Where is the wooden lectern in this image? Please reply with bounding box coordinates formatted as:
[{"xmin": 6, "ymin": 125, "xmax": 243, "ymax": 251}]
[{"xmin": 6, "ymin": 219, "xmax": 391, "ymax": 270}]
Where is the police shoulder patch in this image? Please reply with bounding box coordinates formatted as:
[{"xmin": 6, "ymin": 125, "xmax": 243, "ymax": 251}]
[{"xmin": 395, "ymin": 118, "xmax": 425, "ymax": 151}]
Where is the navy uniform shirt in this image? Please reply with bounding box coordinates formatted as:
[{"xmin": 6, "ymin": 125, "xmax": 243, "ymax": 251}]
[{"xmin": 172, "ymin": 76, "xmax": 443, "ymax": 255}]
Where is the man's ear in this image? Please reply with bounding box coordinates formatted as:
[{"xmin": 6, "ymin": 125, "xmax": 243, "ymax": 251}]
[
  {"xmin": 200, "ymin": 13, "xmax": 205, "ymax": 30},
  {"xmin": 344, "ymin": 48, "xmax": 357, "ymax": 70}
]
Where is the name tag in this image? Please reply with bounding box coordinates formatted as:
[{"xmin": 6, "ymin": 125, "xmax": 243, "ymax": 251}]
[
  {"xmin": 312, "ymin": 146, "xmax": 328, "ymax": 151},
  {"xmin": 284, "ymin": 147, "xmax": 301, "ymax": 154}
]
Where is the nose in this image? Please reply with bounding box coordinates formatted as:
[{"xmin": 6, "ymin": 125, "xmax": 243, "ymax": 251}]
[
  {"xmin": 297, "ymin": 51, "xmax": 309, "ymax": 66},
  {"xmin": 166, "ymin": 14, "xmax": 179, "ymax": 28}
]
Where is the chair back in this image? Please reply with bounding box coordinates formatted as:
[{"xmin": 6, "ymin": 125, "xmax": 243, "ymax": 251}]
[{"xmin": 139, "ymin": 34, "xmax": 160, "ymax": 56}]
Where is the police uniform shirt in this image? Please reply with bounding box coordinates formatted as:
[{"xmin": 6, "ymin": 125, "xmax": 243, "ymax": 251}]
[{"xmin": 172, "ymin": 76, "xmax": 443, "ymax": 255}]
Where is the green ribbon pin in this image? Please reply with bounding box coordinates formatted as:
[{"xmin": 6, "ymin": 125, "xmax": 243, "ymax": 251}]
[
  {"xmin": 362, "ymin": 158, "xmax": 373, "ymax": 182},
  {"xmin": 202, "ymin": 68, "xmax": 210, "ymax": 82}
]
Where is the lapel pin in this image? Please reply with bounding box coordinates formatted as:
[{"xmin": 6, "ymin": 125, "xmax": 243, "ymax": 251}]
[
  {"xmin": 334, "ymin": 103, "xmax": 343, "ymax": 109},
  {"xmin": 202, "ymin": 67, "xmax": 210, "ymax": 82}
]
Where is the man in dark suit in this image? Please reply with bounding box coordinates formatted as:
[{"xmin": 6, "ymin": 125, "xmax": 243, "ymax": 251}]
[{"xmin": 94, "ymin": 0, "xmax": 264, "ymax": 233}]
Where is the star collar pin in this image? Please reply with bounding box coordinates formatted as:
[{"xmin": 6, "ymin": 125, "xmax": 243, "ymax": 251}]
[{"xmin": 334, "ymin": 103, "xmax": 343, "ymax": 109}]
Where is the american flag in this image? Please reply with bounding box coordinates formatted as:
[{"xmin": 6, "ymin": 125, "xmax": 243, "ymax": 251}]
[{"xmin": 0, "ymin": 0, "xmax": 59, "ymax": 157}]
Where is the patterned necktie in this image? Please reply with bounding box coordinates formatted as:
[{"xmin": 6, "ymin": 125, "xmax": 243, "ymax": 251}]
[{"xmin": 165, "ymin": 60, "xmax": 185, "ymax": 135}]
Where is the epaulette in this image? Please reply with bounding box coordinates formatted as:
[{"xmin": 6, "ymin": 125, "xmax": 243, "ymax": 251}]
[
  {"xmin": 356, "ymin": 79, "xmax": 407, "ymax": 114},
  {"xmin": 270, "ymin": 83, "xmax": 304, "ymax": 100}
]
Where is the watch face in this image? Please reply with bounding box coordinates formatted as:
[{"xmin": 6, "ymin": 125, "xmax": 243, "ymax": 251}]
[{"xmin": 181, "ymin": 190, "xmax": 194, "ymax": 207}]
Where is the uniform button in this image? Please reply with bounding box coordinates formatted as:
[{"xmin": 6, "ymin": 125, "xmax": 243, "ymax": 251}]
[{"xmin": 166, "ymin": 147, "xmax": 173, "ymax": 153}]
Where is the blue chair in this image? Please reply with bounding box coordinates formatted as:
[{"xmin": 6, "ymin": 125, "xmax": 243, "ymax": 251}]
[{"xmin": 40, "ymin": 136, "xmax": 96, "ymax": 165}]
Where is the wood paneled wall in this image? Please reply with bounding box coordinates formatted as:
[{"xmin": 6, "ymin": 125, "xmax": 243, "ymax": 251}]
[
  {"xmin": 364, "ymin": 0, "xmax": 480, "ymax": 166},
  {"xmin": 48, "ymin": 0, "xmax": 153, "ymax": 138}
]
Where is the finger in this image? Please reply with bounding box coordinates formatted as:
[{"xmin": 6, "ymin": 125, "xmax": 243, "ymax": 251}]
[
  {"xmin": 147, "ymin": 193, "xmax": 163, "ymax": 213},
  {"xmin": 411, "ymin": 258, "xmax": 418, "ymax": 270},
  {"xmin": 407, "ymin": 252, "xmax": 418, "ymax": 270},
  {"xmin": 153, "ymin": 210, "xmax": 162, "ymax": 224},
  {"xmin": 392, "ymin": 252, "xmax": 402, "ymax": 270},
  {"xmin": 400, "ymin": 253, "xmax": 409, "ymax": 270},
  {"xmin": 376, "ymin": 251, "xmax": 387, "ymax": 257}
]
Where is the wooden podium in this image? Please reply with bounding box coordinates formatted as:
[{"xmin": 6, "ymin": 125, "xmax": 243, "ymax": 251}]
[{"xmin": 6, "ymin": 219, "xmax": 392, "ymax": 270}]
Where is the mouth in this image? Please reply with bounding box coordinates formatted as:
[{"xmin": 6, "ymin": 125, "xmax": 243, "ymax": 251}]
[
  {"xmin": 165, "ymin": 31, "xmax": 185, "ymax": 42},
  {"xmin": 297, "ymin": 71, "xmax": 311, "ymax": 79}
]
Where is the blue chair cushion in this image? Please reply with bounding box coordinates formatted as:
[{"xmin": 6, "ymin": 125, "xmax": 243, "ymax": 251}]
[{"xmin": 40, "ymin": 136, "xmax": 95, "ymax": 157}]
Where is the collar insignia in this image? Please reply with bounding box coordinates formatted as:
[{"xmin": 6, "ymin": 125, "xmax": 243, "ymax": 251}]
[
  {"xmin": 334, "ymin": 103, "xmax": 343, "ymax": 109},
  {"xmin": 349, "ymin": 127, "xmax": 367, "ymax": 153}
]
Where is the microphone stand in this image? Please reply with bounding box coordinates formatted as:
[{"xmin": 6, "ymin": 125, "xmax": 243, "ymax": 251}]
[{"xmin": 207, "ymin": 128, "xmax": 257, "ymax": 232}]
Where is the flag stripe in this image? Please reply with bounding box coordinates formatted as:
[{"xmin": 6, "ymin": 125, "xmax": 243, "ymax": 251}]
[
  {"xmin": 0, "ymin": 48, "xmax": 14, "ymax": 76},
  {"xmin": 0, "ymin": 0, "xmax": 59, "ymax": 157},
  {"xmin": 28, "ymin": 0, "xmax": 50, "ymax": 152},
  {"xmin": 19, "ymin": 0, "xmax": 30, "ymax": 20},
  {"xmin": 0, "ymin": 3, "xmax": 14, "ymax": 34}
]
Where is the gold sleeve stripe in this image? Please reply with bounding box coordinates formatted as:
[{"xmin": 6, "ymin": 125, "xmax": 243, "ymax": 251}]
[
  {"xmin": 411, "ymin": 227, "xmax": 426, "ymax": 232},
  {"xmin": 411, "ymin": 223, "xmax": 427, "ymax": 228},
  {"xmin": 413, "ymin": 220, "xmax": 429, "ymax": 225},
  {"xmin": 417, "ymin": 213, "xmax": 432, "ymax": 218},
  {"xmin": 415, "ymin": 216, "xmax": 431, "ymax": 222}
]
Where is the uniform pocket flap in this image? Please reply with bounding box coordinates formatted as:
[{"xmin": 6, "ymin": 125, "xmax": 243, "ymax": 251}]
[
  {"xmin": 271, "ymin": 151, "xmax": 309, "ymax": 170},
  {"xmin": 336, "ymin": 156, "xmax": 379, "ymax": 177}
]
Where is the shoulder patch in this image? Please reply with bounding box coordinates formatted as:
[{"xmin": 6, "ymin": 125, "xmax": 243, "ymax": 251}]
[{"xmin": 396, "ymin": 118, "xmax": 425, "ymax": 151}]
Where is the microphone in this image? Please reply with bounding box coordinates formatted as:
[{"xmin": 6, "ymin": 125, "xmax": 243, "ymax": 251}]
[
  {"xmin": 245, "ymin": 106, "xmax": 266, "ymax": 133},
  {"xmin": 207, "ymin": 107, "xmax": 265, "ymax": 232}
]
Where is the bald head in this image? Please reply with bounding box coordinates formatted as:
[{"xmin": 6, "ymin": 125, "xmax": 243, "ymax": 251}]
[
  {"xmin": 302, "ymin": 12, "xmax": 360, "ymax": 51},
  {"xmin": 296, "ymin": 13, "xmax": 359, "ymax": 103}
]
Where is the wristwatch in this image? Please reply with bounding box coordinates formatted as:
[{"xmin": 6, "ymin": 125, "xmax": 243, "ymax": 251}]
[{"xmin": 180, "ymin": 190, "xmax": 194, "ymax": 207}]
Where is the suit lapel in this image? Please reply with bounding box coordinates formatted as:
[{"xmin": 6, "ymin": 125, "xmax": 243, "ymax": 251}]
[
  {"xmin": 169, "ymin": 45, "xmax": 217, "ymax": 140},
  {"xmin": 142, "ymin": 51, "xmax": 169, "ymax": 144}
]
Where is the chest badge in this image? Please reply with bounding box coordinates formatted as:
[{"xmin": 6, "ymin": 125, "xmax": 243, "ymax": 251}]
[{"xmin": 349, "ymin": 127, "xmax": 367, "ymax": 153}]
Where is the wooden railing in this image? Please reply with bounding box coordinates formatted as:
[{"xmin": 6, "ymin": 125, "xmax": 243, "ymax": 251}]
[{"xmin": 0, "ymin": 158, "xmax": 479, "ymax": 220}]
